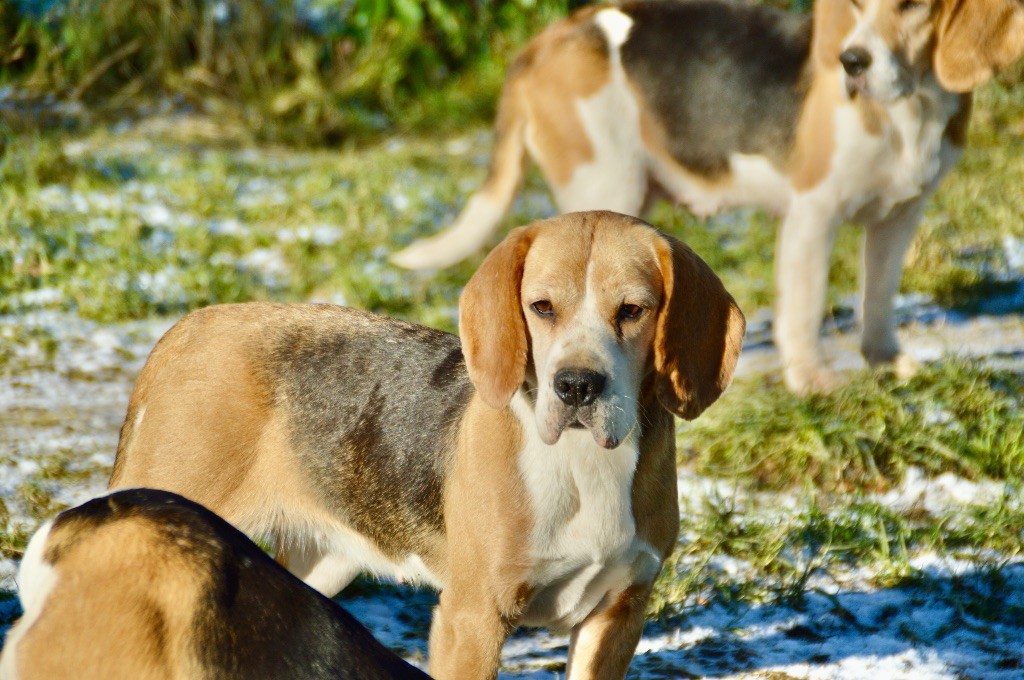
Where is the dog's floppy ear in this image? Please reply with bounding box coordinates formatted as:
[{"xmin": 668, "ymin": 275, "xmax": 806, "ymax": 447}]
[
  {"xmin": 812, "ymin": 0, "xmax": 856, "ymax": 69},
  {"xmin": 653, "ymin": 235, "xmax": 745, "ymax": 420},
  {"xmin": 459, "ymin": 225, "xmax": 536, "ymax": 409},
  {"xmin": 935, "ymin": 0, "xmax": 1024, "ymax": 93}
]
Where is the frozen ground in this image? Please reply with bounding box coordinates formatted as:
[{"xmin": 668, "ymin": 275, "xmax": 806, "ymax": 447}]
[{"xmin": 1, "ymin": 305, "xmax": 1022, "ymax": 679}]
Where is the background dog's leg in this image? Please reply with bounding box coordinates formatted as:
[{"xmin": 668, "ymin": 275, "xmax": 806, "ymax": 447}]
[
  {"xmin": 564, "ymin": 583, "xmax": 653, "ymax": 680},
  {"xmin": 427, "ymin": 585, "xmax": 518, "ymax": 680},
  {"xmin": 774, "ymin": 198, "xmax": 844, "ymax": 393},
  {"xmin": 859, "ymin": 196, "xmax": 929, "ymax": 370}
]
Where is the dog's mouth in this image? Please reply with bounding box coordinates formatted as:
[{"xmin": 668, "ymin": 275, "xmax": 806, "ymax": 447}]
[
  {"xmin": 566, "ymin": 410, "xmax": 622, "ymax": 450},
  {"xmin": 538, "ymin": 395, "xmax": 632, "ymax": 450},
  {"xmin": 845, "ymin": 73, "xmax": 868, "ymax": 98}
]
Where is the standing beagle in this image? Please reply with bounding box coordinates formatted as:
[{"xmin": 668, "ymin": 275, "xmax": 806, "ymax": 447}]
[
  {"xmin": 109, "ymin": 211, "xmax": 745, "ymax": 679},
  {"xmin": 0, "ymin": 489, "xmax": 430, "ymax": 680},
  {"xmin": 391, "ymin": 0, "xmax": 1024, "ymax": 393}
]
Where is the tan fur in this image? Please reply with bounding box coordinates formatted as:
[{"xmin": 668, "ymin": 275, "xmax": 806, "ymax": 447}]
[
  {"xmin": 459, "ymin": 226, "xmax": 537, "ymax": 409},
  {"xmin": 428, "ymin": 395, "xmax": 532, "ymax": 680},
  {"xmin": 813, "ymin": 0, "xmax": 857, "ymax": 68},
  {"xmin": 566, "ymin": 584, "xmax": 655, "ymax": 680},
  {"xmin": 11, "ymin": 514, "xmax": 203, "ymax": 680},
  {"xmin": 792, "ymin": 70, "xmax": 842, "ymax": 191},
  {"xmin": 653, "ymin": 235, "xmax": 746, "ymax": 420},
  {"xmin": 516, "ymin": 6, "xmax": 609, "ymax": 186},
  {"xmin": 934, "ymin": 0, "xmax": 1024, "ymax": 92}
]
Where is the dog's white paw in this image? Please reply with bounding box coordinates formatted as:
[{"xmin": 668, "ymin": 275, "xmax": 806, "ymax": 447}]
[{"xmin": 784, "ymin": 365, "xmax": 849, "ymax": 395}]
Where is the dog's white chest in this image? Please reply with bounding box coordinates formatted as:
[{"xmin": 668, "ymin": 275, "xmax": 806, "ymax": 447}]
[
  {"xmin": 512, "ymin": 397, "xmax": 659, "ymax": 630},
  {"xmin": 835, "ymin": 87, "xmax": 962, "ymax": 219}
]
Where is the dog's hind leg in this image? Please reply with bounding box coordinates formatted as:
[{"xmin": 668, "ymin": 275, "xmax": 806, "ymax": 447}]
[{"xmin": 275, "ymin": 534, "xmax": 361, "ymax": 597}]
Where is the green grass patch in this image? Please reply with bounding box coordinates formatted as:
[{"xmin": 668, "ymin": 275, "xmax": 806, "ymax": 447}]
[
  {"xmin": 650, "ymin": 486, "xmax": 1024, "ymax": 619},
  {"xmin": 682, "ymin": 358, "xmax": 1024, "ymax": 491}
]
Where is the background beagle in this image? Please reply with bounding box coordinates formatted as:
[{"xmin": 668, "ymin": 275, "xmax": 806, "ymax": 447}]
[
  {"xmin": 108, "ymin": 211, "xmax": 745, "ymax": 679},
  {"xmin": 390, "ymin": 0, "xmax": 1024, "ymax": 394},
  {"xmin": 0, "ymin": 488, "xmax": 430, "ymax": 680}
]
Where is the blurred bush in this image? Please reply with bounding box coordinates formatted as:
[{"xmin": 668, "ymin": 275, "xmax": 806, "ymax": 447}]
[{"xmin": 0, "ymin": 0, "xmax": 570, "ymax": 142}]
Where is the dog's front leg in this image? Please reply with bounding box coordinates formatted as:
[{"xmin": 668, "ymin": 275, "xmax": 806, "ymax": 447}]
[
  {"xmin": 859, "ymin": 196, "xmax": 928, "ymax": 372},
  {"xmin": 774, "ymin": 196, "xmax": 844, "ymax": 393},
  {"xmin": 564, "ymin": 583, "xmax": 654, "ymax": 680},
  {"xmin": 428, "ymin": 584, "xmax": 519, "ymax": 680}
]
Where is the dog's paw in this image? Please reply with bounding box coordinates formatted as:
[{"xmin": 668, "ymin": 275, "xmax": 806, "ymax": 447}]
[
  {"xmin": 784, "ymin": 365, "xmax": 849, "ymax": 395},
  {"xmin": 891, "ymin": 353, "xmax": 922, "ymax": 380}
]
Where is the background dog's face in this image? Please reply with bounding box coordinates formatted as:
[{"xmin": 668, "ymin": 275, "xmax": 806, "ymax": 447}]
[
  {"xmin": 840, "ymin": 0, "xmax": 940, "ymax": 101},
  {"xmin": 815, "ymin": 0, "xmax": 1024, "ymax": 98},
  {"xmin": 459, "ymin": 211, "xmax": 745, "ymax": 449}
]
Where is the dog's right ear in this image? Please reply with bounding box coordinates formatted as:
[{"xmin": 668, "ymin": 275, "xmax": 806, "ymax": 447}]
[
  {"xmin": 812, "ymin": 0, "xmax": 856, "ymax": 70},
  {"xmin": 459, "ymin": 225, "xmax": 536, "ymax": 409}
]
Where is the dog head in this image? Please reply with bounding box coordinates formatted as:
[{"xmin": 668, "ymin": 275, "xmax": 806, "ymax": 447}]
[
  {"xmin": 459, "ymin": 211, "xmax": 745, "ymax": 449},
  {"xmin": 813, "ymin": 0, "xmax": 1024, "ymax": 101}
]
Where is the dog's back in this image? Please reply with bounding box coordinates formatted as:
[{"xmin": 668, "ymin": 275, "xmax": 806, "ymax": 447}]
[{"xmin": 0, "ymin": 489, "xmax": 430, "ymax": 680}]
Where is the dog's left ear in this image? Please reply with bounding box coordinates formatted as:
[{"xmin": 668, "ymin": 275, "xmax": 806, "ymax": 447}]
[
  {"xmin": 653, "ymin": 235, "xmax": 745, "ymax": 420},
  {"xmin": 459, "ymin": 225, "xmax": 536, "ymax": 409},
  {"xmin": 812, "ymin": 0, "xmax": 857, "ymax": 69},
  {"xmin": 935, "ymin": 0, "xmax": 1024, "ymax": 93}
]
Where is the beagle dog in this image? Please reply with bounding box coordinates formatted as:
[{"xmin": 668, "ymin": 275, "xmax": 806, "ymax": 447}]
[
  {"xmin": 0, "ymin": 489, "xmax": 430, "ymax": 680},
  {"xmin": 390, "ymin": 0, "xmax": 1024, "ymax": 393},
  {"xmin": 108, "ymin": 211, "xmax": 745, "ymax": 679}
]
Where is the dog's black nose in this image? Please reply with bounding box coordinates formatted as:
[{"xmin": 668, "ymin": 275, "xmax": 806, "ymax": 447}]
[
  {"xmin": 839, "ymin": 47, "xmax": 872, "ymax": 76},
  {"xmin": 553, "ymin": 369, "xmax": 606, "ymax": 407}
]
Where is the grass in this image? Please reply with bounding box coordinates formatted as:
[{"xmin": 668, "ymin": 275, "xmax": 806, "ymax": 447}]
[
  {"xmin": 681, "ymin": 359, "xmax": 1024, "ymax": 492},
  {"xmin": 649, "ymin": 483, "xmax": 1024, "ymax": 621}
]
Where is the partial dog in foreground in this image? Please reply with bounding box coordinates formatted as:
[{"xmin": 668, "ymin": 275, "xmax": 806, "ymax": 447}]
[
  {"xmin": 391, "ymin": 0, "xmax": 1024, "ymax": 393},
  {"xmin": 110, "ymin": 211, "xmax": 745, "ymax": 679},
  {"xmin": 0, "ymin": 488, "xmax": 429, "ymax": 680}
]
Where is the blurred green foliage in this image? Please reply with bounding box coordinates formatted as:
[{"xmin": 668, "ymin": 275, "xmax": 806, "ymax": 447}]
[{"xmin": 0, "ymin": 0, "xmax": 571, "ymax": 142}]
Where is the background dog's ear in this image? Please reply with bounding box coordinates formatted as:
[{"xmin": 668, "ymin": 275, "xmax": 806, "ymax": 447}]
[
  {"xmin": 812, "ymin": 0, "xmax": 856, "ymax": 69},
  {"xmin": 653, "ymin": 235, "xmax": 745, "ymax": 420},
  {"xmin": 459, "ymin": 225, "xmax": 535, "ymax": 409},
  {"xmin": 935, "ymin": 0, "xmax": 1024, "ymax": 93}
]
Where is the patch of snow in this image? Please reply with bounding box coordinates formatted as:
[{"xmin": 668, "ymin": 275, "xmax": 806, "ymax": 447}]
[{"xmin": 239, "ymin": 248, "xmax": 290, "ymax": 288}]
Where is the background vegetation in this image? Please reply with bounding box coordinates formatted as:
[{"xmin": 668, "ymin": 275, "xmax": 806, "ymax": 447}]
[{"xmin": 1, "ymin": 0, "xmax": 576, "ymax": 142}]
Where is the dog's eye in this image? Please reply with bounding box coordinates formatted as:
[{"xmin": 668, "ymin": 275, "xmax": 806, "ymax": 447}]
[
  {"xmin": 617, "ymin": 304, "xmax": 644, "ymax": 322},
  {"xmin": 898, "ymin": 0, "xmax": 922, "ymax": 11},
  {"xmin": 531, "ymin": 300, "xmax": 554, "ymax": 317}
]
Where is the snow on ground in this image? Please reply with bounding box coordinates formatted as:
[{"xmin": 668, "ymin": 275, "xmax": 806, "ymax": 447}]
[
  {"xmin": 340, "ymin": 559, "xmax": 1024, "ymax": 679},
  {"xmin": 1, "ymin": 301, "xmax": 1022, "ymax": 677}
]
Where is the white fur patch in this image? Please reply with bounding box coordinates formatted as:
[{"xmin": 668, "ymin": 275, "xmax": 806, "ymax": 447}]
[
  {"xmin": 553, "ymin": 12, "xmax": 645, "ymax": 214},
  {"xmin": 512, "ymin": 393, "xmax": 661, "ymax": 630},
  {"xmin": 278, "ymin": 516, "xmax": 443, "ymax": 596},
  {"xmin": 1, "ymin": 521, "xmax": 58, "ymax": 679},
  {"xmin": 594, "ymin": 8, "xmax": 633, "ymax": 51},
  {"xmin": 820, "ymin": 84, "xmax": 961, "ymax": 221}
]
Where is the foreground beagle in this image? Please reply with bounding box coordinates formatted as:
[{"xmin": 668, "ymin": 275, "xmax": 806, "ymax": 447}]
[
  {"xmin": 0, "ymin": 489, "xmax": 429, "ymax": 680},
  {"xmin": 109, "ymin": 211, "xmax": 745, "ymax": 679},
  {"xmin": 391, "ymin": 0, "xmax": 1024, "ymax": 393}
]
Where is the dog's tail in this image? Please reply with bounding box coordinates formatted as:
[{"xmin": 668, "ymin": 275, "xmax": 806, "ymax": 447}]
[{"xmin": 391, "ymin": 73, "xmax": 528, "ymax": 270}]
